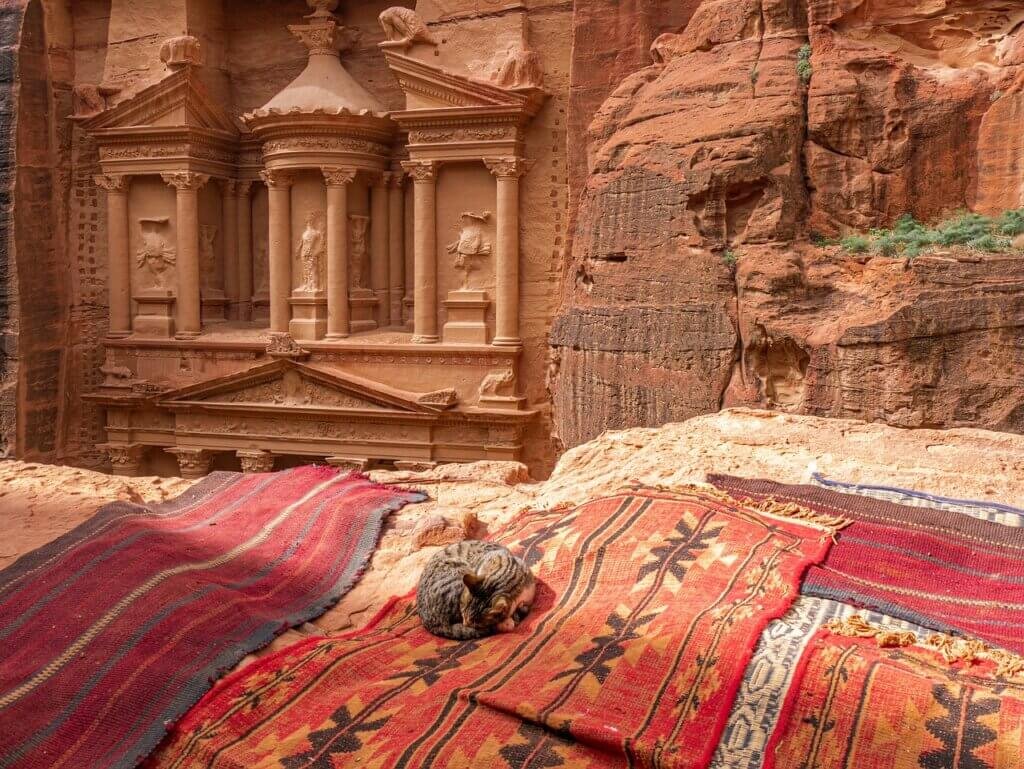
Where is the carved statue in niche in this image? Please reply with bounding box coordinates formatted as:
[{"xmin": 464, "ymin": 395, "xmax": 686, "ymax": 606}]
[
  {"xmin": 545, "ymin": 347, "xmax": 561, "ymax": 394},
  {"xmin": 447, "ymin": 211, "xmax": 491, "ymax": 290},
  {"xmin": 136, "ymin": 218, "xmax": 176, "ymax": 290},
  {"xmin": 349, "ymin": 214, "xmax": 370, "ymax": 289},
  {"xmin": 296, "ymin": 211, "xmax": 326, "ymax": 292},
  {"xmin": 490, "ymin": 44, "xmax": 544, "ymax": 90},
  {"xmin": 378, "ymin": 7, "xmax": 436, "ymax": 49},
  {"xmin": 199, "ymin": 225, "xmax": 217, "ymax": 289},
  {"xmin": 254, "ymin": 238, "xmax": 269, "ymax": 294}
]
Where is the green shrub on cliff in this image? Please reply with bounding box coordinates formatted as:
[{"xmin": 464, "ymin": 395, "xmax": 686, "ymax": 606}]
[
  {"xmin": 796, "ymin": 44, "xmax": 812, "ymax": 84},
  {"xmin": 834, "ymin": 209, "xmax": 1024, "ymax": 259}
]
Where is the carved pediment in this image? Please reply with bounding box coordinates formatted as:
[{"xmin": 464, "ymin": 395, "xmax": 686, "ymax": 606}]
[
  {"xmin": 158, "ymin": 360, "xmax": 456, "ymax": 414},
  {"xmin": 81, "ymin": 69, "xmax": 240, "ymax": 136},
  {"xmin": 383, "ymin": 51, "xmax": 543, "ymax": 113}
]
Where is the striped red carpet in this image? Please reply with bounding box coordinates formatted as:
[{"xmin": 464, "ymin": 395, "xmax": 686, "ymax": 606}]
[
  {"xmin": 765, "ymin": 625, "xmax": 1024, "ymax": 769},
  {"xmin": 147, "ymin": 486, "xmax": 842, "ymax": 769},
  {"xmin": 0, "ymin": 466, "xmax": 424, "ymax": 769},
  {"xmin": 709, "ymin": 474, "xmax": 1024, "ymax": 654}
]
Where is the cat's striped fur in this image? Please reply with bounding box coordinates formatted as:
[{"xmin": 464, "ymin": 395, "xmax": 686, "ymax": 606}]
[{"xmin": 416, "ymin": 540, "xmax": 535, "ymax": 640}]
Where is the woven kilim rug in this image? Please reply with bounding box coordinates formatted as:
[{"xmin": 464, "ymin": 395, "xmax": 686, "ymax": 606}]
[
  {"xmin": 0, "ymin": 466, "xmax": 424, "ymax": 769},
  {"xmin": 764, "ymin": 620, "xmax": 1024, "ymax": 769},
  {"xmin": 710, "ymin": 596, "xmax": 928, "ymax": 769},
  {"xmin": 709, "ymin": 474, "xmax": 1024, "ymax": 654},
  {"xmin": 812, "ymin": 472, "xmax": 1024, "ymax": 527},
  {"xmin": 149, "ymin": 486, "xmax": 844, "ymax": 769}
]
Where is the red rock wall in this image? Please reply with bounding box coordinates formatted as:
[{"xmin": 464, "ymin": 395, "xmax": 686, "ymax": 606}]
[{"xmin": 552, "ymin": 0, "xmax": 1024, "ymax": 447}]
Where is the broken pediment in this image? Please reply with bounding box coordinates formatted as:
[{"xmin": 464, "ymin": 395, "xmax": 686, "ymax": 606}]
[
  {"xmin": 81, "ymin": 68, "xmax": 240, "ymax": 136},
  {"xmin": 383, "ymin": 50, "xmax": 544, "ymax": 113},
  {"xmin": 158, "ymin": 360, "xmax": 456, "ymax": 415}
]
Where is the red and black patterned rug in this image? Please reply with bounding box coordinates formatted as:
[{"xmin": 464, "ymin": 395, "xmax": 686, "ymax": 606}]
[
  {"xmin": 709, "ymin": 474, "xmax": 1024, "ymax": 654},
  {"xmin": 148, "ymin": 486, "xmax": 843, "ymax": 769},
  {"xmin": 0, "ymin": 466, "xmax": 424, "ymax": 769}
]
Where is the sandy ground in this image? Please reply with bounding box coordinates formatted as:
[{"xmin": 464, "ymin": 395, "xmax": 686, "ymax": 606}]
[{"xmin": 4, "ymin": 408, "xmax": 1024, "ymax": 660}]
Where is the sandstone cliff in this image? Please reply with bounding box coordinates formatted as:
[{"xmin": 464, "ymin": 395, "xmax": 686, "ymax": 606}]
[{"xmin": 553, "ymin": 0, "xmax": 1024, "ymax": 448}]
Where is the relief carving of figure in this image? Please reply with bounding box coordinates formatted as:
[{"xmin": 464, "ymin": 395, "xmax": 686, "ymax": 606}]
[
  {"xmin": 378, "ymin": 7, "xmax": 436, "ymax": 49},
  {"xmin": 136, "ymin": 218, "xmax": 176, "ymax": 290},
  {"xmin": 479, "ymin": 368, "xmax": 515, "ymax": 398},
  {"xmin": 296, "ymin": 211, "xmax": 326, "ymax": 292},
  {"xmin": 199, "ymin": 224, "xmax": 217, "ymax": 289},
  {"xmin": 349, "ymin": 214, "xmax": 370, "ymax": 289},
  {"xmin": 446, "ymin": 211, "xmax": 491, "ymax": 290},
  {"xmin": 490, "ymin": 44, "xmax": 544, "ymax": 90},
  {"xmin": 254, "ymin": 239, "xmax": 269, "ymax": 294}
]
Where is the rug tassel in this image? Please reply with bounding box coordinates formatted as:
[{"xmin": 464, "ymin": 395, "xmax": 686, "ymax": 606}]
[{"xmin": 826, "ymin": 615, "xmax": 1024, "ymax": 678}]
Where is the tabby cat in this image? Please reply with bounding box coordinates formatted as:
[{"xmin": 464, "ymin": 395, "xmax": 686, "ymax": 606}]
[{"xmin": 416, "ymin": 540, "xmax": 535, "ymax": 640}]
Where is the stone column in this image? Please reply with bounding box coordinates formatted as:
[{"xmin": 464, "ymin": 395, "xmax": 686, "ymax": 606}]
[
  {"xmin": 386, "ymin": 171, "xmax": 405, "ymax": 325},
  {"xmin": 237, "ymin": 449, "xmax": 274, "ymax": 473},
  {"xmin": 94, "ymin": 174, "xmax": 132, "ymax": 337},
  {"xmin": 237, "ymin": 181, "xmax": 254, "ymax": 321},
  {"xmin": 401, "ymin": 160, "xmax": 439, "ymax": 343},
  {"xmin": 221, "ymin": 180, "xmax": 240, "ymax": 319},
  {"xmin": 484, "ymin": 158, "xmax": 531, "ymax": 347},
  {"xmin": 261, "ymin": 170, "xmax": 293, "ymax": 333},
  {"xmin": 370, "ymin": 173, "xmax": 390, "ymax": 328},
  {"xmin": 323, "ymin": 167, "xmax": 356, "ymax": 339},
  {"xmin": 161, "ymin": 172, "xmax": 210, "ymax": 339},
  {"xmin": 105, "ymin": 444, "xmax": 144, "ymax": 476},
  {"xmin": 167, "ymin": 447, "xmax": 213, "ymax": 480}
]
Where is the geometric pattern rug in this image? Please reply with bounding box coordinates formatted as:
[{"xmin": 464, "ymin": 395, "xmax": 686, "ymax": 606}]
[
  {"xmin": 708, "ymin": 474, "xmax": 1024, "ymax": 655},
  {"xmin": 0, "ymin": 466, "xmax": 424, "ymax": 769},
  {"xmin": 710, "ymin": 596, "xmax": 929, "ymax": 769},
  {"xmin": 764, "ymin": 623, "xmax": 1024, "ymax": 769},
  {"xmin": 811, "ymin": 472, "xmax": 1024, "ymax": 527},
  {"xmin": 147, "ymin": 486, "xmax": 844, "ymax": 769}
]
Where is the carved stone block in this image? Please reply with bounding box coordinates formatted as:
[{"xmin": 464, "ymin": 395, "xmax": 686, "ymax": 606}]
[
  {"xmin": 349, "ymin": 288, "xmax": 379, "ymax": 333},
  {"xmin": 132, "ymin": 290, "xmax": 176, "ymax": 338},
  {"xmin": 442, "ymin": 289, "xmax": 490, "ymax": 345},
  {"xmin": 288, "ymin": 291, "xmax": 328, "ymax": 341}
]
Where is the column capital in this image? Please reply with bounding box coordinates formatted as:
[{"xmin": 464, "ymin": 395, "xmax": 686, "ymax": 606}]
[
  {"xmin": 322, "ymin": 167, "xmax": 357, "ymax": 187},
  {"xmin": 237, "ymin": 449, "xmax": 275, "ymax": 473},
  {"xmin": 220, "ymin": 178, "xmax": 240, "ymax": 196},
  {"xmin": 400, "ymin": 159, "xmax": 438, "ymax": 182},
  {"xmin": 237, "ymin": 180, "xmax": 254, "ymax": 197},
  {"xmin": 483, "ymin": 157, "xmax": 532, "ymax": 178},
  {"xmin": 383, "ymin": 170, "xmax": 406, "ymax": 188},
  {"xmin": 260, "ymin": 169, "xmax": 293, "ymax": 189},
  {"xmin": 161, "ymin": 171, "xmax": 210, "ymax": 191},
  {"xmin": 94, "ymin": 174, "xmax": 129, "ymax": 193}
]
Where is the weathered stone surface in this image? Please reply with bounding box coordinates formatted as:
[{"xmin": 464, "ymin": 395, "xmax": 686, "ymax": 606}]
[{"xmin": 552, "ymin": 0, "xmax": 1024, "ymax": 448}]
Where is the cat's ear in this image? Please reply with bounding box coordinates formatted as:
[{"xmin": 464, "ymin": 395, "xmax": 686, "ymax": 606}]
[{"xmin": 463, "ymin": 572, "xmax": 485, "ymax": 595}]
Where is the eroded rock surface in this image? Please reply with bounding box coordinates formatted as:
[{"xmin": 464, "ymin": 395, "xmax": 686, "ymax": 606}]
[{"xmin": 553, "ymin": 0, "xmax": 1024, "ymax": 448}]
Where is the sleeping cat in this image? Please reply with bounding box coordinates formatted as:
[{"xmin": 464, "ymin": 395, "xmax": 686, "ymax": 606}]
[{"xmin": 417, "ymin": 540, "xmax": 535, "ymax": 640}]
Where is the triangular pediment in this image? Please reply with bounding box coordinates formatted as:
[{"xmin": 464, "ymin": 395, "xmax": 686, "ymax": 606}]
[
  {"xmin": 158, "ymin": 360, "xmax": 451, "ymax": 414},
  {"xmin": 82, "ymin": 69, "xmax": 239, "ymax": 136},
  {"xmin": 383, "ymin": 50, "xmax": 539, "ymax": 111}
]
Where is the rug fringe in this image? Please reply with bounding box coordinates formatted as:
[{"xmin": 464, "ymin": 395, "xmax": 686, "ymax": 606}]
[
  {"xmin": 622, "ymin": 481, "xmax": 851, "ymax": 535},
  {"xmin": 826, "ymin": 615, "xmax": 1024, "ymax": 678}
]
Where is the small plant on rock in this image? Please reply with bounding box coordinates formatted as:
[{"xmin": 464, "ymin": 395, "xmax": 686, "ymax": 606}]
[
  {"xmin": 796, "ymin": 44, "xmax": 812, "ymax": 84},
  {"xmin": 722, "ymin": 250, "xmax": 738, "ymax": 268}
]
